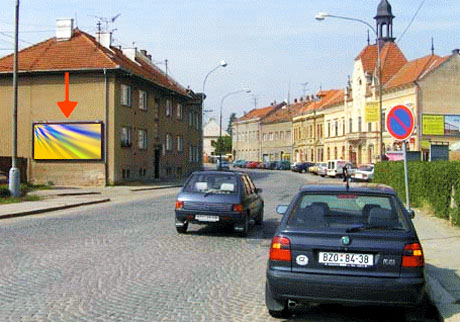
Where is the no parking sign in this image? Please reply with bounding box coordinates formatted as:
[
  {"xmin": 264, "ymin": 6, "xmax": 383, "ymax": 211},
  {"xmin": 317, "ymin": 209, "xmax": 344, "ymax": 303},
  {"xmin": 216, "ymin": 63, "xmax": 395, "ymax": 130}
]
[{"xmin": 386, "ymin": 105, "xmax": 415, "ymax": 141}]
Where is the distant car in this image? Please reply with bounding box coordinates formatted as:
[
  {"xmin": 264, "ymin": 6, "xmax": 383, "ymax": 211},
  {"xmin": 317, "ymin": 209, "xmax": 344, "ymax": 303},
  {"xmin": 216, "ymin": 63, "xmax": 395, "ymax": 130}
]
[
  {"xmin": 275, "ymin": 160, "xmax": 291, "ymax": 170},
  {"xmin": 352, "ymin": 164, "xmax": 375, "ymax": 182},
  {"xmin": 247, "ymin": 161, "xmax": 260, "ymax": 169},
  {"xmin": 232, "ymin": 160, "xmax": 245, "ymax": 168},
  {"xmin": 308, "ymin": 163, "xmax": 319, "ymax": 175},
  {"xmin": 326, "ymin": 160, "xmax": 356, "ymax": 178},
  {"xmin": 175, "ymin": 170, "xmax": 264, "ymax": 236},
  {"xmin": 290, "ymin": 162, "xmax": 300, "ymax": 170},
  {"xmin": 317, "ymin": 162, "xmax": 328, "ymax": 177},
  {"xmin": 266, "ymin": 184, "xmax": 424, "ymax": 318},
  {"xmin": 242, "ymin": 161, "xmax": 251, "ymax": 168},
  {"xmin": 216, "ymin": 160, "xmax": 230, "ymax": 170},
  {"xmin": 293, "ymin": 162, "xmax": 314, "ymax": 173}
]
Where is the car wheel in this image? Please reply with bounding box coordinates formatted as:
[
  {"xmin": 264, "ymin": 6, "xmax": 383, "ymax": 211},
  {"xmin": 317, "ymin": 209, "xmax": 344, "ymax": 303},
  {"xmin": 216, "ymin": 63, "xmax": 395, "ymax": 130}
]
[
  {"xmin": 238, "ymin": 213, "xmax": 249, "ymax": 237},
  {"xmin": 301, "ymin": 169, "xmax": 306, "ymax": 173},
  {"xmin": 176, "ymin": 221, "xmax": 188, "ymax": 234},
  {"xmin": 404, "ymin": 292, "xmax": 430, "ymax": 322},
  {"xmin": 265, "ymin": 282, "xmax": 291, "ymax": 318},
  {"xmin": 255, "ymin": 205, "xmax": 264, "ymax": 225}
]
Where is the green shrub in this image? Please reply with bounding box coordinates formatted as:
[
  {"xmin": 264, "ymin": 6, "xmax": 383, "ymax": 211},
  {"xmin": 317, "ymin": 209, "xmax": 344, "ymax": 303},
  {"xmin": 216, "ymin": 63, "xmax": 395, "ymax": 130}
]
[
  {"xmin": 374, "ymin": 160, "xmax": 460, "ymax": 227},
  {"xmin": 0, "ymin": 187, "xmax": 11, "ymax": 198}
]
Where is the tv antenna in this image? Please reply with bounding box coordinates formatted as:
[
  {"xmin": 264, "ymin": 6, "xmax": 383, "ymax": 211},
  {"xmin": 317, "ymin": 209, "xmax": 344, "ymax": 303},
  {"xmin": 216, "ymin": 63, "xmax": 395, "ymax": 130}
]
[{"xmin": 90, "ymin": 13, "xmax": 121, "ymax": 33}]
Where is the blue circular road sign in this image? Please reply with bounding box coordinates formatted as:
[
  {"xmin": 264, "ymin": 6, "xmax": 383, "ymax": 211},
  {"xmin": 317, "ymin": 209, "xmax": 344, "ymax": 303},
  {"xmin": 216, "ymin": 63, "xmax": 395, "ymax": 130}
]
[{"xmin": 386, "ymin": 105, "xmax": 415, "ymax": 141}]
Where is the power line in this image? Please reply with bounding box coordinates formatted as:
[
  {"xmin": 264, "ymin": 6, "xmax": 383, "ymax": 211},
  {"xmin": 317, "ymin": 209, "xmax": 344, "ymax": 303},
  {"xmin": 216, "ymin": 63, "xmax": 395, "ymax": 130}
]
[
  {"xmin": 396, "ymin": 0, "xmax": 426, "ymax": 44},
  {"xmin": 0, "ymin": 31, "xmax": 33, "ymax": 45}
]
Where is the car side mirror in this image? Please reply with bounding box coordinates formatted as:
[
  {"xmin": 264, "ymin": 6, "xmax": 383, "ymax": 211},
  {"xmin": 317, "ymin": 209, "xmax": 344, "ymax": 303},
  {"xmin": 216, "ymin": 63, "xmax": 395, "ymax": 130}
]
[
  {"xmin": 276, "ymin": 204, "xmax": 288, "ymax": 215},
  {"xmin": 408, "ymin": 209, "xmax": 415, "ymax": 219},
  {"xmin": 255, "ymin": 188, "xmax": 263, "ymax": 194}
]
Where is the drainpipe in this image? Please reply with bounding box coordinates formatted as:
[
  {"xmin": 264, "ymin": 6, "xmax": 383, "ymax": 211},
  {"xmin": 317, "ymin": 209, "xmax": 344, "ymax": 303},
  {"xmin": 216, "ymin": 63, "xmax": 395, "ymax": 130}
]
[
  {"xmin": 104, "ymin": 68, "xmax": 109, "ymax": 185},
  {"xmin": 414, "ymin": 81, "xmax": 422, "ymax": 154}
]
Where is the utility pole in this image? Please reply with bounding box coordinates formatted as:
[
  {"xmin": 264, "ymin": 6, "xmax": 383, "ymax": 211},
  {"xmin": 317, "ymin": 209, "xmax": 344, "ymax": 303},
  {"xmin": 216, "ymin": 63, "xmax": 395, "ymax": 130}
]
[{"xmin": 9, "ymin": 0, "xmax": 20, "ymax": 197}]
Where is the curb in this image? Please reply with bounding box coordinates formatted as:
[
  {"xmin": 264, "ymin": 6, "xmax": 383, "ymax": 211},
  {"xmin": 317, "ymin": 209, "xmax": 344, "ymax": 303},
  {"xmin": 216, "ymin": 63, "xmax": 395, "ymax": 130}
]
[
  {"xmin": 55, "ymin": 192, "xmax": 102, "ymax": 196},
  {"xmin": 0, "ymin": 198, "xmax": 111, "ymax": 220},
  {"xmin": 425, "ymin": 272, "xmax": 460, "ymax": 322},
  {"xmin": 130, "ymin": 184, "xmax": 182, "ymax": 192}
]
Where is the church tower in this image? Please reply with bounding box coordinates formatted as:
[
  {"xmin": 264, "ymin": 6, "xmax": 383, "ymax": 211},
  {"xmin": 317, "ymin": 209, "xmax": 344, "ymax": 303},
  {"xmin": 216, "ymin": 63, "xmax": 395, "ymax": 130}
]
[{"xmin": 374, "ymin": 0, "xmax": 395, "ymax": 44}]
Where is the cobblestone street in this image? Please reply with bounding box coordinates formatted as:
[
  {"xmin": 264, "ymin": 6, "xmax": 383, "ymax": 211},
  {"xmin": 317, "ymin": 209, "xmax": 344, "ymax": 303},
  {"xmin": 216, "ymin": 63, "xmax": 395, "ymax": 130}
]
[{"xmin": 0, "ymin": 170, "xmax": 433, "ymax": 321}]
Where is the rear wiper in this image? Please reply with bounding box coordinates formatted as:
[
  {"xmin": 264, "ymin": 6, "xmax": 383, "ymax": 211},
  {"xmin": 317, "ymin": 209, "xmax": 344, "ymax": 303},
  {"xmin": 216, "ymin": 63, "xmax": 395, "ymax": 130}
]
[{"xmin": 346, "ymin": 224, "xmax": 405, "ymax": 233}]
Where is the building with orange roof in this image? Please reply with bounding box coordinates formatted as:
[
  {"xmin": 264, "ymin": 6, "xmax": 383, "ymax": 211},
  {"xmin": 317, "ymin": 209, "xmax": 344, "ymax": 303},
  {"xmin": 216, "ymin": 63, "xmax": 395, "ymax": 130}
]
[
  {"xmin": 232, "ymin": 102, "xmax": 284, "ymax": 161},
  {"xmin": 259, "ymin": 100, "xmax": 304, "ymax": 162},
  {"xmin": 0, "ymin": 19, "xmax": 202, "ymax": 185}
]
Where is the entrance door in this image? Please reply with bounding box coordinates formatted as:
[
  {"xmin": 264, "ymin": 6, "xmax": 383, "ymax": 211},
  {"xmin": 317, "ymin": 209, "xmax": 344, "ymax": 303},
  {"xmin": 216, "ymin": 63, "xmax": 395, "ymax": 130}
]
[{"xmin": 154, "ymin": 147, "xmax": 160, "ymax": 179}]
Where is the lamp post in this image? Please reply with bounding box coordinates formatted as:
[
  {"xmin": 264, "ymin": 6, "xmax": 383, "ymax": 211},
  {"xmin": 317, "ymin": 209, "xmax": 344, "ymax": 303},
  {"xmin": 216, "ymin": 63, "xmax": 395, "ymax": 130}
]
[
  {"xmin": 315, "ymin": 12, "xmax": 384, "ymax": 162},
  {"xmin": 200, "ymin": 60, "xmax": 227, "ymax": 167},
  {"xmin": 218, "ymin": 89, "xmax": 251, "ymax": 168},
  {"xmin": 9, "ymin": 0, "xmax": 20, "ymax": 197}
]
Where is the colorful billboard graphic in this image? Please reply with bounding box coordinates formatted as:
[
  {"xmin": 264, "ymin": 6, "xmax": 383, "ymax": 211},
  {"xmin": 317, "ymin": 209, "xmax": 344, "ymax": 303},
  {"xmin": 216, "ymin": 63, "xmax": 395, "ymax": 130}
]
[
  {"xmin": 422, "ymin": 115, "xmax": 444, "ymax": 136},
  {"xmin": 444, "ymin": 115, "xmax": 460, "ymax": 136},
  {"xmin": 33, "ymin": 122, "xmax": 103, "ymax": 160}
]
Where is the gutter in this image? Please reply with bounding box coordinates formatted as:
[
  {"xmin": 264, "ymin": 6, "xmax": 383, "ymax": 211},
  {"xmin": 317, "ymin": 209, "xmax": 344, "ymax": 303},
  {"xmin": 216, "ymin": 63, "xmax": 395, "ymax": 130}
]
[{"xmin": 104, "ymin": 68, "xmax": 109, "ymax": 186}]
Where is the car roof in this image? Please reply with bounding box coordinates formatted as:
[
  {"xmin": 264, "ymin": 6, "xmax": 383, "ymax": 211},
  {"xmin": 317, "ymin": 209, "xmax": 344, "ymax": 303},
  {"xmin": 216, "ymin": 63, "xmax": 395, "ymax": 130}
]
[
  {"xmin": 191, "ymin": 170, "xmax": 243, "ymax": 176},
  {"xmin": 298, "ymin": 183, "xmax": 396, "ymax": 195}
]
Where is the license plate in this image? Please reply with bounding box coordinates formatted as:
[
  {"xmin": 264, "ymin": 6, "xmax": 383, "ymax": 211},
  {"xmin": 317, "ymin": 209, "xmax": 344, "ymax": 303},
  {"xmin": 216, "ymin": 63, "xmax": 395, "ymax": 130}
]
[
  {"xmin": 195, "ymin": 215, "xmax": 219, "ymax": 222},
  {"xmin": 355, "ymin": 173, "xmax": 363, "ymax": 179},
  {"xmin": 319, "ymin": 252, "xmax": 374, "ymax": 267}
]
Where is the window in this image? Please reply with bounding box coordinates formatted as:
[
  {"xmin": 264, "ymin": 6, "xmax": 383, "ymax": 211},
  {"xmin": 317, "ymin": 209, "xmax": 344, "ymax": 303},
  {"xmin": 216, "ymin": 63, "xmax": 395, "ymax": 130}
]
[
  {"xmin": 335, "ymin": 121, "xmax": 338, "ymax": 137},
  {"xmin": 327, "ymin": 147, "xmax": 330, "ymax": 161},
  {"xmin": 177, "ymin": 135, "xmax": 183, "ymax": 152},
  {"xmin": 194, "ymin": 112, "xmax": 199, "ymax": 130},
  {"xmin": 382, "ymin": 112, "xmax": 386, "ymax": 132},
  {"xmin": 166, "ymin": 133, "xmax": 173, "ymax": 151},
  {"xmin": 121, "ymin": 126, "xmax": 132, "ymax": 147},
  {"xmin": 342, "ymin": 119, "xmax": 345, "ymax": 135},
  {"xmin": 166, "ymin": 99, "xmax": 172, "ymax": 117},
  {"xmin": 349, "ymin": 118, "xmax": 353, "ymax": 133},
  {"xmin": 189, "ymin": 145, "xmax": 193, "ymax": 162},
  {"xmin": 334, "ymin": 147, "xmax": 338, "ymax": 159},
  {"xmin": 138, "ymin": 129, "xmax": 147, "ymax": 150},
  {"xmin": 342, "ymin": 146, "xmax": 345, "ymax": 159},
  {"xmin": 188, "ymin": 110, "xmax": 193, "ymax": 127},
  {"xmin": 139, "ymin": 90, "xmax": 147, "ymax": 111},
  {"xmin": 154, "ymin": 98, "xmax": 160, "ymax": 120},
  {"xmin": 177, "ymin": 103, "xmax": 183, "ymax": 120},
  {"xmin": 358, "ymin": 116, "xmax": 362, "ymax": 132},
  {"xmin": 269, "ymin": 132, "xmax": 274, "ymax": 141},
  {"xmin": 286, "ymin": 131, "xmax": 291, "ymax": 140},
  {"xmin": 327, "ymin": 122, "xmax": 331, "ymax": 137},
  {"xmin": 368, "ymin": 122, "xmax": 372, "ymax": 132},
  {"xmin": 280, "ymin": 131, "xmax": 284, "ymax": 140},
  {"xmin": 121, "ymin": 84, "xmax": 131, "ymax": 107},
  {"xmin": 275, "ymin": 132, "xmax": 279, "ymax": 140}
]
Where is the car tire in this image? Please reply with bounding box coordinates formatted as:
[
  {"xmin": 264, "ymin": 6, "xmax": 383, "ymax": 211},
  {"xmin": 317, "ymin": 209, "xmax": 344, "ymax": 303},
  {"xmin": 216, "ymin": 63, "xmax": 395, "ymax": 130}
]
[
  {"xmin": 238, "ymin": 213, "xmax": 249, "ymax": 237},
  {"xmin": 255, "ymin": 205, "xmax": 264, "ymax": 225},
  {"xmin": 301, "ymin": 169, "xmax": 306, "ymax": 173},
  {"xmin": 176, "ymin": 221, "xmax": 188, "ymax": 234},
  {"xmin": 265, "ymin": 282, "xmax": 291, "ymax": 318}
]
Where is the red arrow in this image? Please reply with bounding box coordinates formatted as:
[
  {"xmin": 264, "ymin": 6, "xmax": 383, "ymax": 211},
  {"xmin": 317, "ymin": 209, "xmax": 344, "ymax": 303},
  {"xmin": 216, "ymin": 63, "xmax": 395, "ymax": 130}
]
[{"xmin": 57, "ymin": 72, "xmax": 78, "ymax": 118}]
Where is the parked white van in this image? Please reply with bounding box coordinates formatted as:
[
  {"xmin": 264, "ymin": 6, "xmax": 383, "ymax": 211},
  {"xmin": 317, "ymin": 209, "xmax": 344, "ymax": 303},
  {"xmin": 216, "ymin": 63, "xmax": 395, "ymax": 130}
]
[{"xmin": 326, "ymin": 160, "xmax": 348, "ymax": 178}]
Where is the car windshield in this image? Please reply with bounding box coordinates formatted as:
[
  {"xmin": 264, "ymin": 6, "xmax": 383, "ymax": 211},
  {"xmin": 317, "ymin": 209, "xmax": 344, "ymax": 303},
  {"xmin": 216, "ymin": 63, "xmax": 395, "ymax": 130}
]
[
  {"xmin": 359, "ymin": 165, "xmax": 373, "ymax": 171},
  {"xmin": 184, "ymin": 173, "xmax": 238, "ymax": 194},
  {"xmin": 287, "ymin": 193, "xmax": 408, "ymax": 231}
]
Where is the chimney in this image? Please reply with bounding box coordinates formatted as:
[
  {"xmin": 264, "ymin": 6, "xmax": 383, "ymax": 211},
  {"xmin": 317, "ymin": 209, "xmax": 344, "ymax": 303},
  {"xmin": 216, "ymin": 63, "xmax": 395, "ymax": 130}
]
[
  {"xmin": 55, "ymin": 18, "xmax": 74, "ymax": 41},
  {"xmin": 96, "ymin": 31, "xmax": 112, "ymax": 49},
  {"xmin": 122, "ymin": 47, "xmax": 137, "ymax": 62},
  {"xmin": 294, "ymin": 98, "xmax": 298, "ymax": 103}
]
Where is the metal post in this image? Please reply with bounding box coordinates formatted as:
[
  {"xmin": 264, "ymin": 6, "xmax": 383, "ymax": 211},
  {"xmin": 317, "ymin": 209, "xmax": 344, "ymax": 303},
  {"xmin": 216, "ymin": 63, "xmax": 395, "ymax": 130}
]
[
  {"xmin": 9, "ymin": 0, "xmax": 20, "ymax": 197},
  {"xmin": 403, "ymin": 140, "xmax": 410, "ymax": 209}
]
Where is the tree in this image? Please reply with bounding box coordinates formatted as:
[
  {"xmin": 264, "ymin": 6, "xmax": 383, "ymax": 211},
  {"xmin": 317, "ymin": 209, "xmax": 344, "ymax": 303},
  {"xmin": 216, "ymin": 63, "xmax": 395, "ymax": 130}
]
[
  {"xmin": 211, "ymin": 136, "xmax": 232, "ymax": 155},
  {"xmin": 227, "ymin": 113, "xmax": 237, "ymax": 136}
]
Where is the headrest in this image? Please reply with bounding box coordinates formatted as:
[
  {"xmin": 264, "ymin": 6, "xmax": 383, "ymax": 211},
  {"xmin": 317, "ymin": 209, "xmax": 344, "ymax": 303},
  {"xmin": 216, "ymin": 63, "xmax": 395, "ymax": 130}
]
[
  {"xmin": 368, "ymin": 207, "xmax": 395, "ymax": 226},
  {"xmin": 220, "ymin": 183, "xmax": 234, "ymax": 192},
  {"xmin": 195, "ymin": 182, "xmax": 208, "ymax": 192}
]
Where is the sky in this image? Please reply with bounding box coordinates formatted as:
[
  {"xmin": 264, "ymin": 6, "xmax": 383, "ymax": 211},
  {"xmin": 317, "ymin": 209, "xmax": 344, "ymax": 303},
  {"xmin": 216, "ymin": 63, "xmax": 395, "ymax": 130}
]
[{"xmin": 0, "ymin": 0, "xmax": 459, "ymax": 127}]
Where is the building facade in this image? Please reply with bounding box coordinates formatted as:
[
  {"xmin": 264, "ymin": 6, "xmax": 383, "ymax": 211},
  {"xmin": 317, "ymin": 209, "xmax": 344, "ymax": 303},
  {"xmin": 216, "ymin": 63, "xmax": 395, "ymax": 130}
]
[
  {"xmin": 202, "ymin": 117, "xmax": 229, "ymax": 162},
  {"xmin": 0, "ymin": 20, "xmax": 201, "ymax": 186}
]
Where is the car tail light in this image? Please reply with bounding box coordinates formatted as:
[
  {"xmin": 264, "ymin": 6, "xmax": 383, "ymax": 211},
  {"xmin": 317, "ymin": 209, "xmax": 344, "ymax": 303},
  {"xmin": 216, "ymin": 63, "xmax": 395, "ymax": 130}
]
[
  {"xmin": 232, "ymin": 204, "xmax": 243, "ymax": 213},
  {"xmin": 269, "ymin": 236, "xmax": 291, "ymax": 262},
  {"xmin": 402, "ymin": 243, "xmax": 424, "ymax": 267},
  {"xmin": 175, "ymin": 200, "xmax": 184, "ymax": 209}
]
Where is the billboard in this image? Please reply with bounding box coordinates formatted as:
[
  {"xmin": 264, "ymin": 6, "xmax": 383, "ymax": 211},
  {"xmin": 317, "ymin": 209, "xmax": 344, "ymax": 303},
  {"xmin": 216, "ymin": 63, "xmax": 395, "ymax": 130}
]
[
  {"xmin": 364, "ymin": 102, "xmax": 379, "ymax": 122},
  {"xmin": 422, "ymin": 114, "xmax": 460, "ymax": 136},
  {"xmin": 33, "ymin": 122, "xmax": 103, "ymax": 160}
]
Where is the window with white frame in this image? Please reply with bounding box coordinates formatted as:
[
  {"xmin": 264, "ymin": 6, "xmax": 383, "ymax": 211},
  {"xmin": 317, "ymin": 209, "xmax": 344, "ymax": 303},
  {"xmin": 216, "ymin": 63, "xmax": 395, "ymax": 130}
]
[
  {"xmin": 121, "ymin": 84, "xmax": 132, "ymax": 107},
  {"xmin": 139, "ymin": 90, "xmax": 147, "ymax": 111},
  {"xmin": 177, "ymin": 135, "xmax": 183, "ymax": 152},
  {"xmin": 166, "ymin": 133, "xmax": 173, "ymax": 151},
  {"xmin": 166, "ymin": 99, "xmax": 172, "ymax": 117},
  {"xmin": 121, "ymin": 126, "xmax": 132, "ymax": 147},
  {"xmin": 138, "ymin": 129, "xmax": 147, "ymax": 150},
  {"xmin": 269, "ymin": 132, "xmax": 274, "ymax": 141},
  {"xmin": 177, "ymin": 103, "xmax": 183, "ymax": 120}
]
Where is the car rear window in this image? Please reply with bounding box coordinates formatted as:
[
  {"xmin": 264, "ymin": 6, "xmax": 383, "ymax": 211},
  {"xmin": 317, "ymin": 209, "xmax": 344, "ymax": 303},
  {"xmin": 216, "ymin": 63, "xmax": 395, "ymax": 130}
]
[
  {"xmin": 287, "ymin": 193, "xmax": 408, "ymax": 231},
  {"xmin": 184, "ymin": 173, "xmax": 239, "ymax": 194}
]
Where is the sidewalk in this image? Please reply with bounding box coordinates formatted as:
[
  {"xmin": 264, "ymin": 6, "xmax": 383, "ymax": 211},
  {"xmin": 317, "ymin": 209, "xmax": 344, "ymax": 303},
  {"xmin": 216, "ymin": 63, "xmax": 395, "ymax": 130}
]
[
  {"xmin": 0, "ymin": 181, "xmax": 183, "ymax": 220},
  {"xmin": 413, "ymin": 208, "xmax": 460, "ymax": 322}
]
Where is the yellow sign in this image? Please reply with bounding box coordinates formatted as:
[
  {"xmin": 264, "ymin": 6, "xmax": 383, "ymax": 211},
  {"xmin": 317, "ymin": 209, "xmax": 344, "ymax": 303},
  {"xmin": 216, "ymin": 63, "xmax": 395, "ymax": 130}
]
[
  {"xmin": 421, "ymin": 140, "xmax": 431, "ymax": 149},
  {"xmin": 422, "ymin": 115, "xmax": 444, "ymax": 136},
  {"xmin": 365, "ymin": 102, "xmax": 379, "ymax": 123}
]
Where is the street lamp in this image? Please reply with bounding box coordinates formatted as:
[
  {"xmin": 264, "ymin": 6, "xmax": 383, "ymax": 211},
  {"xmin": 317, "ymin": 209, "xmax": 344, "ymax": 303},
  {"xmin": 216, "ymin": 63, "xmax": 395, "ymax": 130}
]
[
  {"xmin": 200, "ymin": 60, "xmax": 227, "ymax": 167},
  {"xmin": 218, "ymin": 88, "xmax": 251, "ymax": 167},
  {"xmin": 315, "ymin": 12, "xmax": 384, "ymax": 162}
]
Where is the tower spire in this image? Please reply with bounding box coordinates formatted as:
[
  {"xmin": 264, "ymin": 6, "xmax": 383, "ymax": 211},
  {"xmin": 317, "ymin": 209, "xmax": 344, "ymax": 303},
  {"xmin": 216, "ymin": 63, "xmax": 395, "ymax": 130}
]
[
  {"xmin": 431, "ymin": 37, "xmax": 435, "ymax": 55},
  {"xmin": 374, "ymin": 0, "xmax": 395, "ymax": 45}
]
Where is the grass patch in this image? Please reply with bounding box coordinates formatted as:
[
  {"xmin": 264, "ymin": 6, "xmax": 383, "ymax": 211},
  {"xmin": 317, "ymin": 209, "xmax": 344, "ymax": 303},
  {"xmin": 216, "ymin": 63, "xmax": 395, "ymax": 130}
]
[{"xmin": 0, "ymin": 194, "xmax": 41, "ymax": 204}]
